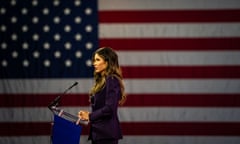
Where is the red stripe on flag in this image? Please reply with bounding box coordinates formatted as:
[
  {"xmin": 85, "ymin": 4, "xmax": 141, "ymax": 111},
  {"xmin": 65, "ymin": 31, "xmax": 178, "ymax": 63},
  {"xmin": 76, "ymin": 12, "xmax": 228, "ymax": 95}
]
[
  {"xmin": 121, "ymin": 122, "xmax": 240, "ymax": 136},
  {"xmin": 1, "ymin": 122, "xmax": 240, "ymax": 136},
  {"xmin": 122, "ymin": 66, "xmax": 240, "ymax": 78},
  {"xmin": 0, "ymin": 94, "xmax": 89, "ymax": 107},
  {"xmin": 0, "ymin": 122, "xmax": 89, "ymax": 136},
  {"xmin": 99, "ymin": 10, "xmax": 240, "ymax": 23},
  {"xmin": 1, "ymin": 94, "xmax": 240, "ymax": 107},
  {"xmin": 100, "ymin": 38, "xmax": 240, "ymax": 51},
  {"xmin": 124, "ymin": 94, "xmax": 240, "ymax": 107}
]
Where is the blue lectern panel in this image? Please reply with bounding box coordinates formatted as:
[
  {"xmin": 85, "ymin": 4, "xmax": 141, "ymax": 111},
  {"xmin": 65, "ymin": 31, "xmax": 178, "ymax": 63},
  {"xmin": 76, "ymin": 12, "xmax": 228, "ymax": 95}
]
[{"xmin": 53, "ymin": 115, "xmax": 82, "ymax": 144}]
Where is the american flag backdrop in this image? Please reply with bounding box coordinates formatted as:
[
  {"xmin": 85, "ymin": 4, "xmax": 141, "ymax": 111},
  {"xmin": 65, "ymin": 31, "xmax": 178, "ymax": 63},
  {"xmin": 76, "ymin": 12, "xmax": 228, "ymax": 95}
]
[{"xmin": 1, "ymin": 0, "xmax": 240, "ymax": 144}]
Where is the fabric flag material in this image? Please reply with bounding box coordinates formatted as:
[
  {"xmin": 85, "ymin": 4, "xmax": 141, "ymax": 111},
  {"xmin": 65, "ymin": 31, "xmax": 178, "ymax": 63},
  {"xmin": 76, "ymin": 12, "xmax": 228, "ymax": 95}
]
[{"xmin": 1, "ymin": 0, "xmax": 240, "ymax": 144}]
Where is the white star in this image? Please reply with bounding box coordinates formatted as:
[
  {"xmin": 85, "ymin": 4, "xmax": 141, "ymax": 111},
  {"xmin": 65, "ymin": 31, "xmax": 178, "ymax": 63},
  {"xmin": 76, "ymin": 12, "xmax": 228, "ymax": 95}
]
[
  {"xmin": 22, "ymin": 25, "xmax": 28, "ymax": 32},
  {"xmin": 75, "ymin": 33, "xmax": 82, "ymax": 41},
  {"xmin": 54, "ymin": 51, "xmax": 61, "ymax": 58},
  {"xmin": 1, "ymin": 25, "xmax": 6, "ymax": 32},
  {"xmin": 2, "ymin": 60, "xmax": 8, "ymax": 67},
  {"xmin": 11, "ymin": 0, "xmax": 17, "ymax": 6},
  {"xmin": 75, "ymin": 16, "xmax": 81, "ymax": 24},
  {"xmin": 65, "ymin": 59, "xmax": 72, "ymax": 67},
  {"xmin": 11, "ymin": 34, "xmax": 18, "ymax": 41},
  {"xmin": 22, "ymin": 42, "xmax": 29, "ymax": 50},
  {"xmin": 32, "ymin": 16, "xmax": 39, "ymax": 24},
  {"xmin": 33, "ymin": 51, "xmax": 40, "ymax": 58},
  {"xmin": 54, "ymin": 34, "xmax": 61, "ymax": 41},
  {"xmin": 0, "ymin": 8, "xmax": 6, "ymax": 14},
  {"xmin": 42, "ymin": 8, "xmax": 49, "ymax": 15},
  {"xmin": 64, "ymin": 42, "xmax": 72, "ymax": 50},
  {"xmin": 32, "ymin": 0, "xmax": 38, "ymax": 6},
  {"xmin": 86, "ymin": 59, "xmax": 92, "ymax": 67},
  {"xmin": 44, "ymin": 60, "xmax": 51, "ymax": 67},
  {"xmin": 75, "ymin": 51, "xmax": 82, "ymax": 58},
  {"xmin": 64, "ymin": 8, "xmax": 71, "ymax": 15},
  {"xmin": 85, "ymin": 8, "xmax": 92, "ymax": 15},
  {"xmin": 11, "ymin": 16, "xmax": 17, "ymax": 23},
  {"xmin": 23, "ymin": 60, "xmax": 29, "ymax": 67},
  {"xmin": 75, "ymin": 0, "xmax": 81, "ymax": 6},
  {"xmin": 21, "ymin": 8, "xmax": 28, "ymax": 15},
  {"xmin": 43, "ymin": 25, "xmax": 50, "ymax": 32},
  {"xmin": 43, "ymin": 42, "xmax": 50, "ymax": 50},
  {"xmin": 53, "ymin": 0, "xmax": 60, "ymax": 6},
  {"xmin": 12, "ymin": 51, "xmax": 18, "ymax": 58},
  {"xmin": 64, "ymin": 25, "xmax": 71, "ymax": 32},
  {"xmin": 1, "ymin": 43, "xmax": 7, "ymax": 50},
  {"xmin": 53, "ymin": 16, "xmax": 60, "ymax": 24},
  {"xmin": 86, "ymin": 42, "xmax": 93, "ymax": 50},
  {"xmin": 85, "ymin": 25, "xmax": 92, "ymax": 32},
  {"xmin": 33, "ymin": 34, "xmax": 39, "ymax": 41}
]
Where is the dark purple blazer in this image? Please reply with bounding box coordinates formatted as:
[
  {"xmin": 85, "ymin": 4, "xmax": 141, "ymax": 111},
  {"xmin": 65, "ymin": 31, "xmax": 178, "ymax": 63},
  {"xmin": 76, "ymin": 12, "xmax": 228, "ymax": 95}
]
[{"xmin": 89, "ymin": 75, "xmax": 123, "ymax": 141}]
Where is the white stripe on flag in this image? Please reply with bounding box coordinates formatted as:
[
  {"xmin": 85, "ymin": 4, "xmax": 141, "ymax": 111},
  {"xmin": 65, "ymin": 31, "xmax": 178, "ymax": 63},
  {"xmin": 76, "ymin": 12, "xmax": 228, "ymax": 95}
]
[
  {"xmin": 1, "ymin": 79, "xmax": 240, "ymax": 94},
  {"xmin": 1, "ymin": 136, "xmax": 240, "ymax": 144},
  {"xmin": 99, "ymin": 23, "xmax": 240, "ymax": 38},
  {"xmin": 124, "ymin": 79, "xmax": 240, "ymax": 94},
  {"xmin": 1, "ymin": 107, "xmax": 240, "ymax": 122},
  {"xmin": 0, "ymin": 79, "xmax": 92, "ymax": 94},
  {"xmin": 99, "ymin": 0, "xmax": 240, "ymax": 10},
  {"xmin": 118, "ymin": 51, "xmax": 240, "ymax": 66}
]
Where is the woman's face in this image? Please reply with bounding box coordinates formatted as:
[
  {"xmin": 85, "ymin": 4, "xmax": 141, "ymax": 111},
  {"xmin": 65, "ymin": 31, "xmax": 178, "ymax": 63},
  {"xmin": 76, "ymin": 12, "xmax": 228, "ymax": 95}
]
[{"xmin": 93, "ymin": 53, "xmax": 108, "ymax": 74}]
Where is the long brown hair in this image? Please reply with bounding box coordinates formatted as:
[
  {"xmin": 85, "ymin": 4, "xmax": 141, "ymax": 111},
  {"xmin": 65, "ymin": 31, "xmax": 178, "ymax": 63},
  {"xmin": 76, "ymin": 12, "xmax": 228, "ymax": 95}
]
[{"xmin": 90, "ymin": 47, "xmax": 126, "ymax": 105}]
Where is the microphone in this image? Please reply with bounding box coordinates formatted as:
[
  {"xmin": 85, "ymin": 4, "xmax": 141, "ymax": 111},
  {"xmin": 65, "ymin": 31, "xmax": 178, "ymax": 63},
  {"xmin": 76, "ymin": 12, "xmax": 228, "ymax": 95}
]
[{"xmin": 48, "ymin": 82, "xmax": 78, "ymax": 110}]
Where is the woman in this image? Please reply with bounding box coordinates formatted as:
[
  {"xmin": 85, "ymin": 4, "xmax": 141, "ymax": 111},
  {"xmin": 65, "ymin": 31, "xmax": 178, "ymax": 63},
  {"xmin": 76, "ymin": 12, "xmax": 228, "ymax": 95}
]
[{"xmin": 78, "ymin": 47, "xmax": 126, "ymax": 144}]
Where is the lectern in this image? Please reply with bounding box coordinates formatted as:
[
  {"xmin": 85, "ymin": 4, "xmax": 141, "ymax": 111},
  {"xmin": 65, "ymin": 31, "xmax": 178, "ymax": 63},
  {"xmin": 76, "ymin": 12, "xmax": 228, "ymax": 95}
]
[
  {"xmin": 50, "ymin": 106, "xmax": 88, "ymax": 144},
  {"xmin": 47, "ymin": 82, "xmax": 87, "ymax": 144}
]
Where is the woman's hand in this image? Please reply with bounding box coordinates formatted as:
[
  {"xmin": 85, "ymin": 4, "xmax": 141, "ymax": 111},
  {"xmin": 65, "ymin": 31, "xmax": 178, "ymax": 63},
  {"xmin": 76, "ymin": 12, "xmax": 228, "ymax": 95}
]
[{"xmin": 78, "ymin": 110, "xmax": 90, "ymax": 121}]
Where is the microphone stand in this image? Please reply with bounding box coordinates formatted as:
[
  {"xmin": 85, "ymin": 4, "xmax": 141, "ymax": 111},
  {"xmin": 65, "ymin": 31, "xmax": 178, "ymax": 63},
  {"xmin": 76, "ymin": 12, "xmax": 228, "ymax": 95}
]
[{"xmin": 48, "ymin": 82, "xmax": 78, "ymax": 110}]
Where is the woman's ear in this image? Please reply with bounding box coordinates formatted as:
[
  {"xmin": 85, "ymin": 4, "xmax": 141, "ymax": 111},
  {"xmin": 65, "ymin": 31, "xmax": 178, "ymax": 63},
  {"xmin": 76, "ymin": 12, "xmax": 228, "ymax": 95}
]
[{"xmin": 105, "ymin": 61, "xmax": 109, "ymax": 68}]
